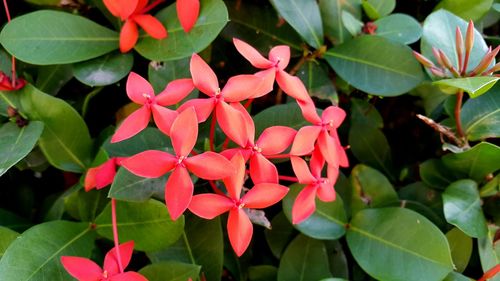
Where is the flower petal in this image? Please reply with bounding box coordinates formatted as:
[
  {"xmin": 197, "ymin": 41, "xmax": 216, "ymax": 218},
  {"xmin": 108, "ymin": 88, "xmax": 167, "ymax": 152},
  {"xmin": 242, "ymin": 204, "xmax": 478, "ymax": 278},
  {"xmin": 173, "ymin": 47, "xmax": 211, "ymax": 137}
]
[
  {"xmin": 317, "ymin": 181, "xmax": 336, "ymax": 202},
  {"xmin": 327, "ymin": 163, "xmax": 340, "ymax": 185},
  {"xmin": 297, "ymin": 99, "xmax": 322, "ymax": 124},
  {"xmin": 233, "ymin": 38, "xmax": 273, "ymax": 69},
  {"xmin": 151, "ymin": 105, "xmax": 178, "ymax": 136},
  {"xmin": 317, "ymin": 131, "xmax": 339, "ymax": 167},
  {"xmin": 121, "ymin": 150, "xmax": 176, "ymax": 178},
  {"xmin": 94, "ymin": 159, "xmax": 118, "ymax": 189},
  {"xmin": 257, "ymin": 126, "xmax": 296, "ymax": 155},
  {"xmin": 228, "ymin": 208, "xmax": 253, "ymax": 257},
  {"xmin": 171, "ymin": 106, "xmax": 198, "ymax": 156},
  {"xmin": 84, "ymin": 167, "xmax": 98, "ymax": 192},
  {"xmin": 276, "ymin": 70, "xmax": 311, "ymax": 102},
  {"xmin": 185, "ymin": 151, "xmax": 235, "ymax": 180},
  {"xmin": 176, "ymin": 0, "xmax": 200, "ymax": 32},
  {"xmin": 249, "ymin": 153, "xmax": 278, "ymax": 184},
  {"xmin": 155, "ymin": 78, "xmax": 195, "ymax": 106},
  {"xmin": 177, "ymin": 98, "xmax": 215, "ymax": 122},
  {"xmin": 61, "ymin": 256, "xmax": 102, "ymax": 281},
  {"xmin": 331, "ymin": 130, "xmax": 349, "ymax": 168},
  {"xmin": 230, "ymin": 102, "xmax": 254, "ymax": 145},
  {"xmin": 190, "ymin": 53, "xmax": 218, "ymax": 96},
  {"xmin": 222, "ymin": 74, "xmax": 263, "ymax": 103},
  {"xmin": 111, "ymin": 105, "xmax": 151, "ymax": 143},
  {"xmin": 243, "ymin": 183, "xmax": 288, "ymax": 209},
  {"xmin": 290, "ymin": 125, "xmax": 321, "ymax": 156},
  {"xmin": 292, "ymin": 185, "xmax": 317, "ymax": 224},
  {"xmin": 216, "ymin": 101, "xmax": 248, "ymax": 147},
  {"xmin": 165, "ymin": 167, "xmax": 193, "ymax": 220},
  {"xmin": 252, "ymin": 68, "xmax": 276, "ymax": 98},
  {"xmin": 269, "ymin": 45, "xmax": 290, "ymax": 70},
  {"xmin": 223, "ymin": 153, "xmax": 246, "ymax": 200},
  {"xmin": 126, "ymin": 72, "xmax": 153, "ymax": 105},
  {"xmin": 189, "ymin": 193, "xmax": 233, "ymax": 219},
  {"xmin": 290, "ymin": 156, "xmax": 315, "ymax": 184},
  {"xmin": 104, "ymin": 0, "xmax": 137, "ymax": 20},
  {"xmin": 120, "ymin": 19, "xmax": 139, "ymax": 53},
  {"xmin": 104, "ymin": 241, "xmax": 135, "ymax": 276},
  {"xmin": 322, "ymin": 106, "xmax": 346, "ymax": 128},
  {"xmin": 309, "ymin": 147, "xmax": 325, "ymax": 178},
  {"xmin": 110, "ymin": 272, "xmax": 149, "ymax": 281},
  {"xmin": 133, "ymin": 14, "xmax": 167, "ymax": 39}
]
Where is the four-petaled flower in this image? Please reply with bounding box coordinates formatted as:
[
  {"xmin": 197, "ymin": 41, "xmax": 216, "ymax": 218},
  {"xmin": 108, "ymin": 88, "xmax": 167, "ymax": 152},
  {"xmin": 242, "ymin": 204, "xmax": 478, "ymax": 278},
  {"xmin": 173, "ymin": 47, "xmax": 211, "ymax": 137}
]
[
  {"xmin": 111, "ymin": 72, "xmax": 194, "ymax": 143},
  {"xmin": 188, "ymin": 153, "xmax": 288, "ymax": 256},
  {"xmin": 61, "ymin": 241, "xmax": 147, "ymax": 281},
  {"xmin": 84, "ymin": 157, "xmax": 126, "ymax": 191},
  {"xmin": 121, "ymin": 107, "xmax": 235, "ymax": 220}
]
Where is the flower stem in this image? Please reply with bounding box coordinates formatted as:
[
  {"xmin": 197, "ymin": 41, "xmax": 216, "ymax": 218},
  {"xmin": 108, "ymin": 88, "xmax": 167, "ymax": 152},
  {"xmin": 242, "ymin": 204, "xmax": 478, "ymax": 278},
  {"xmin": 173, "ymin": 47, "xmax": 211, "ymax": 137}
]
[
  {"xmin": 111, "ymin": 199, "xmax": 124, "ymax": 273},
  {"xmin": 209, "ymin": 180, "xmax": 225, "ymax": 196},
  {"xmin": 209, "ymin": 111, "xmax": 217, "ymax": 152},
  {"xmin": 278, "ymin": 175, "xmax": 299, "ymax": 182},
  {"xmin": 454, "ymin": 89, "xmax": 465, "ymax": 142},
  {"xmin": 2, "ymin": 0, "xmax": 16, "ymax": 87},
  {"xmin": 478, "ymin": 264, "xmax": 500, "ymax": 281},
  {"xmin": 140, "ymin": 0, "xmax": 165, "ymax": 14}
]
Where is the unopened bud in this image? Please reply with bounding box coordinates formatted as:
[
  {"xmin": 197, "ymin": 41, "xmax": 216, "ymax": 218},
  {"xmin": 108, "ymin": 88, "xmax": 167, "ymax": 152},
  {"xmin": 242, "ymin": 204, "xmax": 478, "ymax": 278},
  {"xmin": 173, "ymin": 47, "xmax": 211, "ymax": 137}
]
[
  {"xmin": 455, "ymin": 27, "xmax": 464, "ymax": 69},
  {"xmin": 439, "ymin": 50, "xmax": 460, "ymax": 77},
  {"xmin": 430, "ymin": 67, "xmax": 446, "ymax": 77},
  {"xmin": 7, "ymin": 106, "xmax": 17, "ymax": 117},
  {"xmin": 465, "ymin": 20, "xmax": 475, "ymax": 54},
  {"xmin": 485, "ymin": 62, "xmax": 500, "ymax": 74},
  {"xmin": 413, "ymin": 51, "xmax": 435, "ymax": 68},
  {"xmin": 432, "ymin": 47, "xmax": 445, "ymax": 68},
  {"xmin": 471, "ymin": 45, "xmax": 500, "ymax": 76}
]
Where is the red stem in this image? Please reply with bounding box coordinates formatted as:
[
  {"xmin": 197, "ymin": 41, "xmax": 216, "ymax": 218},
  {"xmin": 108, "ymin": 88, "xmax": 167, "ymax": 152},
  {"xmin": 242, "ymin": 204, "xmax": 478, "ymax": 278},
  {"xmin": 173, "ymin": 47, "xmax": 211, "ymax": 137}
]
[
  {"xmin": 462, "ymin": 50, "xmax": 470, "ymax": 75},
  {"xmin": 209, "ymin": 180, "xmax": 225, "ymax": 196},
  {"xmin": 111, "ymin": 199, "xmax": 124, "ymax": 273},
  {"xmin": 478, "ymin": 264, "xmax": 500, "ymax": 281},
  {"xmin": 243, "ymin": 99, "xmax": 254, "ymax": 109},
  {"xmin": 139, "ymin": 0, "xmax": 165, "ymax": 14},
  {"xmin": 278, "ymin": 175, "xmax": 299, "ymax": 182},
  {"xmin": 209, "ymin": 111, "xmax": 217, "ymax": 151},
  {"xmin": 222, "ymin": 137, "xmax": 230, "ymax": 150},
  {"xmin": 2, "ymin": 0, "xmax": 16, "ymax": 87},
  {"xmin": 455, "ymin": 89, "xmax": 465, "ymax": 141}
]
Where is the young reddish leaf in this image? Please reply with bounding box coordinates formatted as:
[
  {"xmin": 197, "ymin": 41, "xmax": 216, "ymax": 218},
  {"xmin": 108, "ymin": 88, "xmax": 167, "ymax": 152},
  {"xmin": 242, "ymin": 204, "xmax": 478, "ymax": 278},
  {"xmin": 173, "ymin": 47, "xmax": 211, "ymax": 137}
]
[
  {"xmin": 228, "ymin": 208, "xmax": 253, "ymax": 257},
  {"xmin": 222, "ymin": 75, "xmax": 262, "ymax": 102},
  {"xmin": 290, "ymin": 156, "xmax": 315, "ymax": 184},
  {"xmin": 292, "ymin": 185, "xmax": 317, "ymax": 224},
  {"xmin": 122, "ymin": 150, "xmax": 176, "ymax": 178},
  {"xmin": 249, "ymin": 153, "xmax": 278, "ymax": 184},
  {"xmin": 120, "ymin": 20, "xmax": 139, "ymax": 53},
  {"xmin": 190, "ymin": 54, "xmax": 218, "ymax": 96},
  {"xmin": 170, "ymin": 107, "xmax": 198, "ymax": 157},
  {"xmin": 178, "ymin": 98, "xmax": 216, "ymax": 122},
  {"xmin": 290, "ymin": 126, "xmax": 322, "ymax": 156},
  {"xmin": 176, "ymin": 0, "xmax": 200, "ymax": 32},
  {"xmin": 185, "ymin": 152, "xmax": 235, "ymax": 180},
  {"xmin": 243, "ymin": 183, "xmax": 288, "ymax": 209},
  {"xmin": 216, "ymin": 101, "xmax": 248, "ymax": 147},
  {"xmin": 224, "ymin": 153, "xmax": 246, "ymax": 200},
  {"xmin": 156, "ymin": 78, "xmax": 195, "ymax": 105},
  {"xmin": 111, "ymin": 105, "xmax": 151, "ymax": 143},
  {"xmin": 257, "ymin": 126, "xmax": 296, "ymax": 155},
  {"xmin": 133, "ymin": 14, "xmax": 167, "ymax": 39},
  {"xmin": 189, "ymin": 194, "xmax": 234, "ymax": 219},
  {"xmin": 233, "ymin": 38, "xmax": 273, "ymax": 69},
  {"xmin": 61, "ymin": 256, "xmax": 103, "ymax": 280},
  {"xmin": 104, "ymin": 241, "xmax": 135, "ymax": 276},
  {"xmin": 269, "ymin": 45, "xmax": 290, "ymax": 70},
  {"xmin": 151, "ymin": 105, "xmax": 178, "ymax": 136},
  {"xmin": 126, "ymin": 72, "xmax": 154, "ymax": 104},
  {"xmin": 165, "ymin": 166, "xmax": 193, "ymax": 220}
]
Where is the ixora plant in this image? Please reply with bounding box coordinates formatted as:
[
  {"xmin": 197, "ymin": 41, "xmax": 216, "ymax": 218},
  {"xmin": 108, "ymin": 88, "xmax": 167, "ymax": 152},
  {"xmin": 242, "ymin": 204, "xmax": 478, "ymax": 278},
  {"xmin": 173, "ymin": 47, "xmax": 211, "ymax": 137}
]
[{"xmin": 0, "ymin": 0, "xmax": 499, "ymax": 281}]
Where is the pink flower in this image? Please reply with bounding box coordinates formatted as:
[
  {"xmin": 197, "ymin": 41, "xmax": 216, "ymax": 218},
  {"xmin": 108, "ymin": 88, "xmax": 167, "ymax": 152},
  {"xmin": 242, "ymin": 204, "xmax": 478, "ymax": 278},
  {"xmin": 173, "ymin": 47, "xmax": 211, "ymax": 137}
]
[{"xmin": 84, "ymin": 157, "xmax": 125, "ymax": 191}]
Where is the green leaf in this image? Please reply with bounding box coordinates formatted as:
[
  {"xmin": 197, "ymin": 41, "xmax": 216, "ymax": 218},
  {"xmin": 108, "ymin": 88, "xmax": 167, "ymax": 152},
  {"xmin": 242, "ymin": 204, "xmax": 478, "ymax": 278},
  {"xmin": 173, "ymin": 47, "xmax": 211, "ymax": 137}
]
[
  {"xmin": 108, "ymin": 168, "xmax": 167, "ymax": 202},
  {"xmin": 253, "ymin": 103, "xmax": 315, "ymax": 137},
  {"xmin": 66, "ymin": 188, "xmax": 109, "ymax": 222},
  {"xmin": 341, "ymin": 11, "xmax": 364, "ymax": 36},
  {"xmin": 442, "ymin": 142, "xmax": 500, "ymax": 182},
  {"xmin": 478, "ymin": 225, "xmax": 500, "ymax": 280},
  {"xmin": 436, "ymin": 0, "xmax": 493, "ymax": 21},
  {"xmin": 325, "ymin": 35, "xmax": 425, "ymax": 96},
  {"xmin": 0, "ymin": 10, "xmax": 118, "ymax": 65},
  {"xmin": 446, "ymin": 228, "xmax": 473, "ymax": 273},
  {"xmin": 296, "ymin": 60, "xmax": 338, "ymax": 103},
  {"xmin": 282, "ymin": 183, "xmax": 347, "ymax": 240},
  {"xmin": 148, "ymin": 57, "xmax": 191, "ymax": 93},
  {"xmin": 265, "ymin": 212, "xmax": 296, "ymax": 259},
  {"xmin": 270, "ymin": 0, "xmax": 324, "ymax": 49},
  {"xmin": 362, "ymin": 0, "xmax": 395, "ymax": 20},
  {"xmin": 374, "ymin": 13, "xmax": 423, "ymax": 45},
  {"xmin": 103, "ymin": 127, "xmax": 172, "ymax": 157},
  {"xmin": 480, "ymin": 174, "xmax": 499, "ymax": 197},
  {"xmin": 0, "ymin": 221, "xmax": 95, "ymax": 281},
  {"xmin": 443, "ymin": 180, "xmax": 488, "ymax": 238},
  {"xmin": 0, "ymin": 121, "xmax": 44, "ymax": 177},
  {"xmin": 0, "ymin": 209, "xmax": 31, "ymax": 232},
  {"xmin": 347, "ymin": 208, "xmax": 454, "ymax": 281},
  {"xmin": 249, "ymin": 265, "xmax": 278, "ymax": 281},
  {"xmin": 433, "ymin": 77, "xmax": 499, "ymax": 98},
  {"xmin": 35, "ymin": 64, "xmax": 73, "ymax": 95},
  {"xmin": 139, "ymin": 261, "xmax": 200, "ymax": 281},
  {"xmin": 461, "ymin": 85, "xmax": 500, "ymax": 141},
  {"xmin": 135, "ymin": 0, "xmax": 228, "ymax": 61},
  {"xmin": 410, "ymin": 82, "xmax": 450, "ymax": 116},
  {"xmin": 148, "ymin": 214, "xmax": 223, "ymax": 281},
  {"xmin": 421, "ymin": 10, "xmax": 491, "ymax": 76},
  {"xmin": 17, "ymin": 84, "xmax": 92, "ymax": 172},
  {"xmin": 95, "ymin": 199, "xmax": 184, "ymax": 252},
  {"xmin": 73, "ymin": 52, "xmax": 133, "ymax": 87},
  {"xmin": 419, "ymin": 158, "xmax": 459, "ymax": 189},
  {"xmin": 319, "ymin": 0, "xmax": 361, "ymax": 45},
  {"xmin": 277, "ymin": 234, "xmax": 332, "ymax": 281},
  {"xmin": 443, "ymin": 272, "xmax": 474, "ymax": 281},
  {"xmin": 0, "ymin": 226, "xmax": 19, "ymax": 258}
]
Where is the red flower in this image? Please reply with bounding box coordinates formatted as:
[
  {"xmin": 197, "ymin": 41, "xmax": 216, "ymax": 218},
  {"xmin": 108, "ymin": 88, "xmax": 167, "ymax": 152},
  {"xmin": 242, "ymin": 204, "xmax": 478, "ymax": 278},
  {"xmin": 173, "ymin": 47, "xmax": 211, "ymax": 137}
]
[
  {"xmin": 188, "ymin": 153, "xmax": 288, "ymax": 256},
  {"xmin": 104, "ymin": 0, "xmax": 167, "ymax": 53},
  {"xmin": 84, "ymin": 157, "xmax": 125, "ymax": 192},
  {"xmin": 0, "ymin": 71, "xmax": 25, "ymax": 91},
  {"xmin": 121, "ymin": 107, "xmax": 235, "ymax": 220},
  {"xmin": 176, "ymin": 0, "xmax": 200, "ymax": 32},
  {"xmin": 111, "ymin": 72, "xmax": 194, "ymax": 143},
  {"xmin": 61, "ymin": 241, "xmax": 147, "ymax": 281}
]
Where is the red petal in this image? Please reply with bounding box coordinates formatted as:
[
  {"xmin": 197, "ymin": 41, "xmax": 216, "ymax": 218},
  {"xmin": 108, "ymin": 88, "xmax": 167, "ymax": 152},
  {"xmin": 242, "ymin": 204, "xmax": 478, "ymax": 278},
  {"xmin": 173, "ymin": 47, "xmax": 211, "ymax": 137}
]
[
  {"xmin": 290, "ymin": 156, "xmax": 315, "ymax": 184},
  {"xmin": 252, "ymin": 68, "xmax": 276, "ymax": 98},
  {"xmin": 177, "ymin": 98, "xmax": 215, "ymax": 122},
  {"xmin": 155, "ymin": 78, "xmax": 195, "ymax": 106},
  {"xmin": 94, "ymin": 159, "xmax": 117, "ymax": 189},
  {"xmin": 121, "ymin": 150, "xmax": 176, "ymax": 178},
  {"xmin": 233, "ymin": 38, "xmax": 273, "ymax": 69},
  {"xmin": 269, "ymin": 45, "xmax": 290, "ymax": 70},
  {"xmin": 318, "ymin": 131, "xmax": 339, "ymax": 167},
  {"xmin": 111, "ymin": 105, "xmax": 151, "ymax": 143},
  {"xmin": 228, "ymin": 208, "xmax": 253, "ymax": 257},
  {"xmin": 243, "ymin": 183, "xmax": 288, "ymax": 209},
  {"xmin": 292, "ymin": 185, "xmax": 317, "ymax": 224},
  {"xmin": 60, "ymin": 256, "xmax": 102, "ymax": 281},
  {"xmin": 189, "ymin": 194, "xmax": 233, "ymax": 219},
  {"xmin": 309, "ymin": 147, "xmax": 325, "ymax": 178},
  {"xmin": 126, "ymin": 72, "xmax": 153, "ymax": 104},
  {"xmin": 249, "ymin": 153, "xmax": 278, "ymax": 184},
  {"xmin": 104, "ymin": 0, "xmax": 137, "ymax": 20},
  {"xmin": 222, "ymin": 74, "xmax": 262, "ymax": 103},
  {"xmin": 134, "ymin": 0, "xmax": 148, "ymax": 13},
  {"xmin": 230, "ymin": 102, "xmax": 255, "ymax": 145},
  {"xmin": 290, "ymin": 126, "xmax": 321, "ymax": 156},
  {"xmin": 185, "ymin": 151, "xmax": 235, "ymax": 180},
  {"xmin": 104, "ymin": 241, "xmax": 135, "ymax": 275},
  {"xmin": 190, "ymin": 53, "xmax": 218, "ymax": 96},
  {"xmin": 275, "ymin": 71, "xmax": 311, "ymax": 102},
  {"xmin": 331, "ymin": 130, "xmax": 349, "ymax": 168},
  {"xmin": 216, "ymin": 101, "xmax": 248, "ymax": 147},
  {"xmin": 317, "ymin": 181, "xmax": 336, "ymax": 202},
  {"xmin": 84, "ymin": 167, "xmax": 98, "ymax": 191},
  {"xmin": 165, "ymin": 167, "xmax": 193, "ymax": 220},
  {"xmin": 171, "ymin": 107, "xmax": 198, "ymax": 156},
  {"xmin": 322, "ymin": 106, "xmax": 346, "ymax": 128},
  {"xmin": 176, "ymin": 0, "xmax": 200, "ymax": 32},
  {"xmin": 151, "ymin": 105, "xmax": 178, "ymax": 136},
  {"xmin": 120, "ymin": 20, "xmax": 139, "ymax": 53},
  {"xmin": 298, "ymin": 99, "xmax": 322, "ymax": 124},
  {"xmin": 110, "ymin": 272, "xmax": 148, "ymax": 281},
  {"xmin": 223, "ymin": 153, "xmax": 246, "ymax": 200},
  {"xmin": 257, "ymin": 126, "xmax": 296, "ymax": 155},
  {"xmin": 133, "ymin": 14, "xmax": 167, "ymax": 39}
]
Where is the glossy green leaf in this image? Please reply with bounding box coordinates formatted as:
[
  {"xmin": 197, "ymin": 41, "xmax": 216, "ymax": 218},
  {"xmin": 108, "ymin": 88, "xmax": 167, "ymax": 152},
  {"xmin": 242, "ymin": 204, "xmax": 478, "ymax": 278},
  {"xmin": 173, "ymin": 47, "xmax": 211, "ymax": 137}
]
[
  {"xmin": 139, "ymin": 261, "xmax": 200, "ymax": 281},
  {"xmin": 135, "ymin": 0, "xmax": 228, "ymax": 61},
  {"xmin": 24, "ymin": 0, "xmax": 59, "ymax": 5},
  {"xmin": 35, "ymin": 64, "xmax": 73, "ymax": 95},
  {"xmin": 342, "ymin": 11, "xmax": 364, "ymax": 36},
  {"xmin": 108, "ymin": 168, "xmax": 167, "ymax": 202},
  {"xmin": 0, "ymin": 226, "xmax": 18, "ymax": 258},
  {"xmin": 43, "ymin": 184, "xmax": 81, "ymax": 221},
  {"xmin": 95, "ymin": 199, "xmax": 184, "ymax": 252},
  {"xmin": 0, "ymin": 10, "xmax": 118, "ymax": 65},
  {"xmin": 296, "ymin": 60, "xmax": 338, "ymax": 103},
  {"xmin": 148, "ymin": 214, "xmax": 223, "ymax": 281},
  {"xmin": 410, "ymin": 82, "xmax": 450, "ymax": 116},
  {"xmin": 419, "ymin": 159, "xmax": 459, "ymax": 189},
  {"xmin": 253, "ymin": 103, "xmax": 315, "ymax": 136},
  {"xmin": 103, "ymin": 127, "xmax": 172, "ymax": 157},
  {"xmin": 0, "ymin": 209, "xmax": 31, "ymax": 232},
  {"xmin": 479, "ymin": 174, "xmax": 499, "ymax": 197},
  {"xmin": 443, "ymin": 180, "xmax": 488, "ymax": 238},
  {"xmin": 436, "ymin": 0, "xmax": 493, "ymax": 21},
  {"xmin": 434, "ymin": 77, "xmax": 499, "ymax": 98},
  {"xmin": 478, "ymin": 225, "xmax": 500, "ymax": 280},
  {"xmin": 325, "ymin": 240, "xmax": 349, "ymax": 279},
  {"xmin": 73, "ymin": 52, "xmax": 133, "ymax": 87},
  {"xmin": 265, "ymin": 212, "xmax": 295, "ymax": 259},
  {"xmin": 325, "ymin": 35, "xmax": 425, "ymax": 96},
  {"xmin": 319, "ymin": 0, "xmax": 361, "ymax": 44},
  {"xmin": 374, "ymin": 13, "xmax": 423, "ymax": 44},
  {"xmin": 461, "ymin": 85, "xmax": 500, "ymax": 141},
  {"xmin": 277, "ymin": 234, "xmax": 332, "ymax": 281},
  {"xmin": 17, "ymin": 84, "xmax": 92, "ymax": 172},
  {"xmin": 66, "ymin": 188, "xmax": 109, "ymax": 222},
  {"xmin": 270, "ymin": 0, "xmax": 324, "ymax": 49},
  {"xmin": 347, "ymin": 208, "xmax": 454, "ymax": 281},
  {"xmin": 0, "ymin": 221, "xmax": 95, "ymax": 281},
  {"xmin": 446, "ymin": 228, "xmax": 473, "ymax": 273},
  {"xmin": 148, "ymin": 57, "xmax": 191, "ymax": 93},
  {"xmin": 443, "ymin": 272, "xmax": 474, "ymax": 281},
  {"xmin": 362, "ymin": 0, "xmax": 395, "ymax": 20},
  {"xmin": 421, "ymin": 10, "xmax": 491, "ymax": 76},
  {"xmin": 0, "ymin": 121, "xmax": 44, "ymax": 177},
  {"xmin": 442, "ymin": 142, "xmax": 500, "ymax": 182},
  {"xmin": 283, "ymin": 183, "xmax": 347, "ymax": 240}
]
